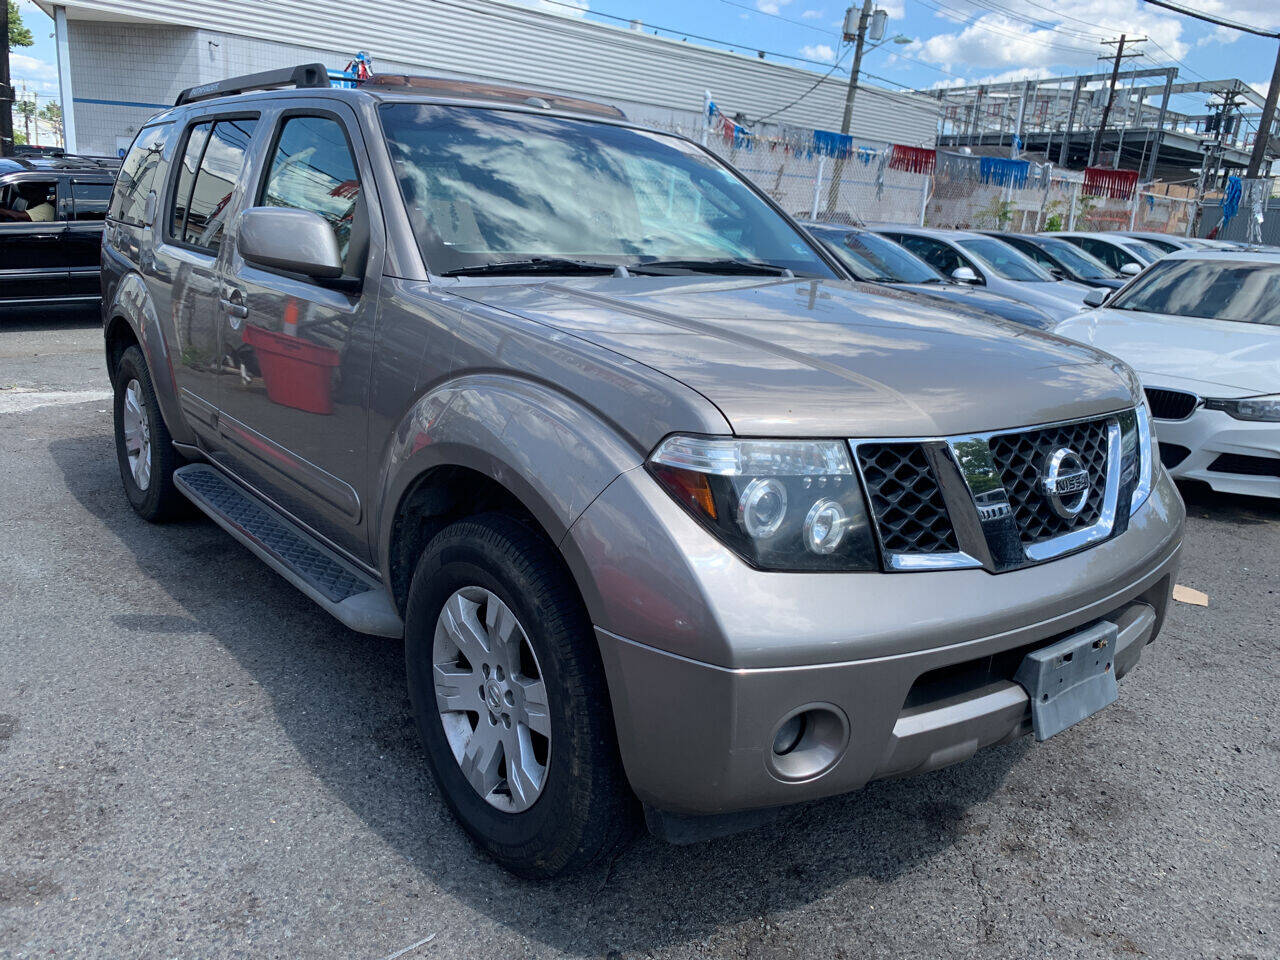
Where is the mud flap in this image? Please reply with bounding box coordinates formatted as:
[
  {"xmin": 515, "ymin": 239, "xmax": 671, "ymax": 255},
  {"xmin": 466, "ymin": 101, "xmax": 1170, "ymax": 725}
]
[{"xmin": 1015, "ymin": 621, "xmax": 1119, "ymax": 741}]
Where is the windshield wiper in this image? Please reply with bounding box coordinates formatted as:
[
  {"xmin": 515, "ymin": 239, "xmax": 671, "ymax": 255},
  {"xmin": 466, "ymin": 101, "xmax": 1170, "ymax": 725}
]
[
  {"xmin": 630, "ymin": 258, "xmax": 795, "ymax": 277},
  {"xmin": 441, "ymin": 257, "xmax": 622, "ymax": 277}
]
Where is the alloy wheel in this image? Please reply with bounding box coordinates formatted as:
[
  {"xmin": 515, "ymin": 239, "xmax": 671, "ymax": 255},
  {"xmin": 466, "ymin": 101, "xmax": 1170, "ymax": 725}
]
[
  {"xmin": 121, "ymin": 379, "xmax": 152, "ymax": 491},
  {"xmin": 432, "ymin": 587, "xmax": 551, "ymax": 813}
]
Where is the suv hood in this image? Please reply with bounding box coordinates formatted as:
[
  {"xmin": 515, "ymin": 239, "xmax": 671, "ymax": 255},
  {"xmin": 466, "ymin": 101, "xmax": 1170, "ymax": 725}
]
[
  {"xmin": 451, "ymin": 276, "xmax": 1134, "ymax": 438},
  {"xmin": 1055, "ymin": 307, "xmax": 1280, "ymax": 394}
]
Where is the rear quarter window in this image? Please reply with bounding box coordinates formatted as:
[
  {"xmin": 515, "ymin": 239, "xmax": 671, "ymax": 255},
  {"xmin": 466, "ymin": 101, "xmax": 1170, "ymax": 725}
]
[{"xmin": 108, "ymin": 124, "xmax": 172, "ymax": 226}]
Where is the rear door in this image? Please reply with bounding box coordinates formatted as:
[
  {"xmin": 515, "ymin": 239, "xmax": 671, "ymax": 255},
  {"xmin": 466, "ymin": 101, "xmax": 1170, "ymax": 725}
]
[
  {"xmin": 214, "ymin": 103, "xmax": 383, "ymax": 560},
  {"xmin": 152, "ymin": 113, "xmax": 259, "ymax": 443},
  {"xmin": 0, "ymin": 175, "xmax": 69, "ymax": 304},
  {"xmin": 66, "ymin": 179, "xmax": 115, "ymax": 298}
]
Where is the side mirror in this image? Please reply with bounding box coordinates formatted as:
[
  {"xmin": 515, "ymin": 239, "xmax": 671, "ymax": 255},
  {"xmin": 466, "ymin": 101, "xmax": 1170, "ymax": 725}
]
[
  {"xmin": 1083, "ymin": 288, "xmax": 1110, "ymax": 308},
  {"xmin": 237, "ymin": 206, "xmax": 343, "ymax": 280},
  {"xmin": 1120, "ymin": 262, "xmax": 1142, "ymax": 276},
  {"xmin": 951, "ymin": 266, "xmax": 980, "ymax": 283}
]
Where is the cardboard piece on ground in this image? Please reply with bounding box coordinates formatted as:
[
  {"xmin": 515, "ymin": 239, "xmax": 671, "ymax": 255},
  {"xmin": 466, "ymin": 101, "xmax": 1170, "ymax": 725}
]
[{"xmin": 1173, "ymin": 584, "xmax": 1209, "ymax": 607}]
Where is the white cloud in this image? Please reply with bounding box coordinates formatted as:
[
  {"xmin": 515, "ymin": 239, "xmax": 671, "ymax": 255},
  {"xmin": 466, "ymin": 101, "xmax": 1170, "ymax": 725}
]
[
  {"xmin": 911, "ymin": 0, "xmax": 1191, "ymax": 75},
  {"xmin": 1197, "ymin": 0, "xmax": 1280, "ymax": 33},
  {"xmin": 878, "ymin": 0, "xmax": 905, "ymax": 18},
  {"xmin": 800, "ymin": 43, "xmax": 837, "ymax": 61},
  {"xmin": 8, "ymin": 53, "xmax": 60, "ymax": 95},
  {"xmin": 756, "ymin": 0, "xmax": 795, "ymax": 15},
  {"xmin": 801, "ymin": 8, "xmax": 825, "ymax": 19}
]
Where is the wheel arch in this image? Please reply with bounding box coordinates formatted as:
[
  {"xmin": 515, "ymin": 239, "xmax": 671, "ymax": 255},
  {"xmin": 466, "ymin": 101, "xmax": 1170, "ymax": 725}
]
[
  {"xmin": 376, "ymin": 374, "xmax": 647, "ymax": 615},
  {"xmin": 104, "ymin": 271, "xmax": 195, "ymax": 446}
]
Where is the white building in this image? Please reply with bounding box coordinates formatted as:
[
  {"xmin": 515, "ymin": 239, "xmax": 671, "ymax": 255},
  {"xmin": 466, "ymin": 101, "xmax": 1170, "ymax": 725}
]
[{"xmin": 34, "ymin": 0, "xmax": 938, "ymax": 157}]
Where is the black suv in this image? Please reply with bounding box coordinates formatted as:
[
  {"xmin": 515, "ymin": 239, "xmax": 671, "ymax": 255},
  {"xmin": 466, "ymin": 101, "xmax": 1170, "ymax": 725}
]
[{"xmin": 0, "ymin": 154, "xmax": 120, "ymax": 307}]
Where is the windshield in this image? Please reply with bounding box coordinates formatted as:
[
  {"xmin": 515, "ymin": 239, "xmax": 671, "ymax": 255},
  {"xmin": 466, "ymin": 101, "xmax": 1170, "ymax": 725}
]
[
  {"xmin": 1033, "ymin": 236, "xmax": 1117, "ymax": 279},
  {"xmin": 1108, "ymin": 258, "xmax": 1280, "ymax": 325},
  {"xmin": 957, "ymin": 237, "xmax": 1054, "ymax": 281},
  {"xmin": 809, "ymin": 226, "xmax": 942, "ymax": 283},
  {"xmin": 380, "ymin": 104, "xmax": 833, "ymax": 277}
]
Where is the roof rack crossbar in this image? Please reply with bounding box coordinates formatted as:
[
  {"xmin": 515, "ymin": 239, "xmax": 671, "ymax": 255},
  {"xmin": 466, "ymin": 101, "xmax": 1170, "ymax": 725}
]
[{"xmin": 175, "ymin": 63, "xmax": 331, "ymax": 106}]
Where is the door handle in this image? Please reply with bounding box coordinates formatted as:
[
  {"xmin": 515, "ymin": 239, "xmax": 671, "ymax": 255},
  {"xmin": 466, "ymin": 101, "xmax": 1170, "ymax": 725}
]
[{"xmin": 219, "ymin": 297, "xmax": 248, "ymax": 319}]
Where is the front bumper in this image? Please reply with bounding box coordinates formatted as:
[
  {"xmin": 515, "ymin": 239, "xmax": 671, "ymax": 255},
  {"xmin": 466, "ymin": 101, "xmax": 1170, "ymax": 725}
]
[
  {"xmin": 1154, "ymin": 407, "xmax": 1280, "ymax": 498},
  {"xmin": 564, "ymin": 464, "xmax": 1183, "ymax": 816}
]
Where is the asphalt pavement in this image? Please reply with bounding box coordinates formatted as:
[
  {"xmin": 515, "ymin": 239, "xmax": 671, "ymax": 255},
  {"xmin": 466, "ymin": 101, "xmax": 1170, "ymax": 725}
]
[{"xmin": 1, "ymin": 309, "xmax": 1276, "ymax": 960}]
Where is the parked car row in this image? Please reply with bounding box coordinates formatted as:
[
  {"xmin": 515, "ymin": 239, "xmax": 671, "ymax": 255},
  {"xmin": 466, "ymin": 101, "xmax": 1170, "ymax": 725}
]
[{"xmin": 804, "ymin": 220, "xmax": 1279, "ymax": 501}]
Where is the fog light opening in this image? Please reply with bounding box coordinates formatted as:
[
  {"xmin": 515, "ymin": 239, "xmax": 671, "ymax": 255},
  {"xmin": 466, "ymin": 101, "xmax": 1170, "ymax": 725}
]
[
  {"xmin": 766, "ymin": 705, "xmax": 849, "ymax": 782},
  {"xmin": 772, "ymin": 713, "xmax": 807, "ymax": 756}
]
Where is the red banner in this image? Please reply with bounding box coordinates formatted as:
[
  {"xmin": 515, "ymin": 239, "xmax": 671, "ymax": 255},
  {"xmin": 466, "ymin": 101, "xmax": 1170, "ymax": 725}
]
[
  {"xmin": 888, "ymin": 144, "xmax": 937, "ymax": 175},
  {"xmin": 1083, "ymin": 166, "xmax": 1140, "ymax": 200}
]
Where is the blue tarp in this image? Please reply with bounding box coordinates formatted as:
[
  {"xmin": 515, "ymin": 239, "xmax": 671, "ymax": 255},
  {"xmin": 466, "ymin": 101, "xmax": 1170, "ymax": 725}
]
[{"xmin": 979, "ymin": 156, "xmax": 1030, "ymax": 188}]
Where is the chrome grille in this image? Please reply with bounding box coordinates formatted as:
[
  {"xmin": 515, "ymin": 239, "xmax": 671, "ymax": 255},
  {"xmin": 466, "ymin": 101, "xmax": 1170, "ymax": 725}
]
[
  {"xmin": 988, "ymin": 418, "xmax": 1111, "ymax": 545},
  {"xmin": 855, "ymin": 443, "xmax": 959, "ymax": 555},
  {"xmin": 1145, "ymin": 387, "xmax": 1197, "ymax": 421}
]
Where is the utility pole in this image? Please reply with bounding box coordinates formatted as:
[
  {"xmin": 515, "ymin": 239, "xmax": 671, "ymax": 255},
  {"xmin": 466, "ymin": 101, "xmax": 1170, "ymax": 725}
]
[
  {"xmin": 1248, "ymin": 43, "xmax": 1280, "ymax": 177},
  {"xmin": 1, "ymin": 0, "xmax": 13, "ymax": 157},
  {"xmin": 825, "ymin": 0, "xmax": 874, "ymax": 216},
  {"xmin": 1089, "ymin": 36, "xmax": 1146, "ymax": 168}
]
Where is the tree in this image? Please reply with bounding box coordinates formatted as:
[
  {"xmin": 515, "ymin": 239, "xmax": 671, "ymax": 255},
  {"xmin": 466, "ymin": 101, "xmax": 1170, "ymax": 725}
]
[
  {"xmin": 38, "ymin": 100, "xmax": 60, "ymax": 144},
  {"xmin": 8, "ymin": 1, "xmax": 34, "ymax": 48}
]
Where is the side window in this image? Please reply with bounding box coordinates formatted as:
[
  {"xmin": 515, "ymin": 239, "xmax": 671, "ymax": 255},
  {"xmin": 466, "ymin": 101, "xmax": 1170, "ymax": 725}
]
[
  {"xmin": 108, "ymin": 124, "xmax": 169, "ymax": 226},
  {"xmin": 1080, "ymin": 238, "xmax": 1121, "ymax": 271},
  {"xmin": 182, "ymin": 118, "xmax": 257, "ymax": 252},
  {"xmin": 898, "ymin": 235, "xmax": 958, "ymax": 275},
  {"xmin": 1017, "ymin": 242, "xmax": 1053, "ymax": 270},
  {"xmin": 260, "ymin": 115, "xmax": 363, "ymax": 275},
  {"xmin": 71, "ymin": 182, "xmax": 113, "ymax": 221},
  {"xmin": 169, "ymin": 122, "xmax": 212, "ymax": 240},
  {"xmin": 0, "ymin": 180, "xmax": 59, "ymax": 224}
]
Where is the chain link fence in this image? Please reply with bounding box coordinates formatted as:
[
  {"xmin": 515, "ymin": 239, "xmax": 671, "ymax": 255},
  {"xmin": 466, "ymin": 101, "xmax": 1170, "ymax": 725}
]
[{"xmin": 670, "ymin": 119, "xmax": 1208, "ymax": 239}]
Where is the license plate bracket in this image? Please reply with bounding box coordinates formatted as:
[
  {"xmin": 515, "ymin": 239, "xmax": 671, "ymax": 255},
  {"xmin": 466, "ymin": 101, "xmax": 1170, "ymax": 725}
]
[{"xmin": 1015, "ymin": 621, "xmax": 1119, "ymax": 741}]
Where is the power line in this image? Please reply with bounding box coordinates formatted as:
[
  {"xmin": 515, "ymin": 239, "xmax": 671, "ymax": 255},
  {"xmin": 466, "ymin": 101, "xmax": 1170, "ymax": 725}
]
[
  {"xmin": 908, "ymin": 0, "xmax": 1104, "ymax": 57},
  {"xmin": 1140, "ymin": 0, "xmax": 1280, "ymax": 39},
  {"xmin": 532, "ymin": 0, "xmax": 866, "ymax": 69},
  {"xmin": 748, "ymin": 44, "xmax": 854, "ymax": 123},
  {"xmin": 713, "ymin": 0, "xmax": 841, "ymax": 37}
]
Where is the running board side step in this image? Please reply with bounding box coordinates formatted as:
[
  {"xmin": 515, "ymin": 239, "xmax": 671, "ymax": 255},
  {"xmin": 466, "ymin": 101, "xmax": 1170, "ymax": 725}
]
[{"xmin": 174, "ymin": 464, "xmax": 403, "ymax": 638}]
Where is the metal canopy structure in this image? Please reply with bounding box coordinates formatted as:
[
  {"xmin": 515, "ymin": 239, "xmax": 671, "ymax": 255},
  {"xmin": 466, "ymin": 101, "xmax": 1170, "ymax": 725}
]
[{"xmin": 924, "ymin": 69, "xmax": 1270, "ymax": 182}]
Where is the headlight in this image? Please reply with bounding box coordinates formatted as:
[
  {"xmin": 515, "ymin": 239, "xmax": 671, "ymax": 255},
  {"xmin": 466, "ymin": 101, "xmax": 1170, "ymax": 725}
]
[
  {"xmin": 1203, "ymin": 395, "xmax": 1280, "ymax": 422},
  {"xmin": 648, "ymin": 436, "xmax": 879, "ymax": 571},
  {"xmin": 1118, "ymin": 397, "xmax": 1155, "ymax": 516}
]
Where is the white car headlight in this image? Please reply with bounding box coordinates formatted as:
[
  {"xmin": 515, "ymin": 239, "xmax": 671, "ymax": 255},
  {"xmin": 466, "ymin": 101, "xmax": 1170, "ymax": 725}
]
[{"xmin": 1203, "ymin": 395, "xmax": 1280, "ymax": 423}]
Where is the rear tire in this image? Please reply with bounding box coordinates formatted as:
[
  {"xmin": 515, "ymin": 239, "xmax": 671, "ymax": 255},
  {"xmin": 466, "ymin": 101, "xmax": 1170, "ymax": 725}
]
[
  {"xmin": 112, "ymin": 345, "xmax": 186, "ymax": 523},
  {"xmin": 405, "ymin": 512, "xmax": 636, "ymax": 878}
]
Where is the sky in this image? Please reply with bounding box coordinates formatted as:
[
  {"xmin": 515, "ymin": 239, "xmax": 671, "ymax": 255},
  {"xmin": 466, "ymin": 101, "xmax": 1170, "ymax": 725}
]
[{"xmin": 8, "ymin": 0, "xmax": 1280, "ymax": 115}]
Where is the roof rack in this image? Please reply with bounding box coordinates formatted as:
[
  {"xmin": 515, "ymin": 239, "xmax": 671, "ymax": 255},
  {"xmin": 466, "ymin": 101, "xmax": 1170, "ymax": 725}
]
[
  {"xmin": 175, "ymin": 63, "xmax": 330, "ymax": 106},
  {"xmin": 362, "ymin": 74, "xmax": 626, "ymax": 119}
]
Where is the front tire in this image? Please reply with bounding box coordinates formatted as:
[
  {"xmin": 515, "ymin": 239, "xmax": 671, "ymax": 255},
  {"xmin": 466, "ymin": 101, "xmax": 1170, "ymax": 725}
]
[
  {"xmin": 405, "ymin": 513, "xmax": 636, "ymax": 878},
  {"xmin": 112, "ymin": 345, "xmax": 185, "ymax": 523}
]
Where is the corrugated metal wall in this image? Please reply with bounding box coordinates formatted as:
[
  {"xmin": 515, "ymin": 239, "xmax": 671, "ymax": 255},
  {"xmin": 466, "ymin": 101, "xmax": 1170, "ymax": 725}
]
[{"xmin": 44, "ymin": 0, "xmax": 937, "ymax": 145}]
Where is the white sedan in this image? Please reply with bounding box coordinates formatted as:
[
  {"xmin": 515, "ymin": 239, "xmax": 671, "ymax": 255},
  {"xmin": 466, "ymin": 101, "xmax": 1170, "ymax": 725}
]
[{"xmin": 1054, "ymin": 251, "xmax": 1280, "ymax": 498}]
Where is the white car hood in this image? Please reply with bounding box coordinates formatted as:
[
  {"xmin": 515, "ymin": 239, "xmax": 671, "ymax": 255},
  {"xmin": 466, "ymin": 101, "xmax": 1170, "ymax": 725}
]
[{"xmin": 1054, "ymin": 307, "xmax": 1280, "ymax": 395}]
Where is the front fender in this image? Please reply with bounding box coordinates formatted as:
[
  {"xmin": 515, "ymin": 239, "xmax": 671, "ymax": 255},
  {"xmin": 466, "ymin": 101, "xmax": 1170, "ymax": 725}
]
[
  {"xmin": 105, "ymin": 270, "xmax": 195, "ymax": 446},
  {"xmin": 375, "ymin": 373, "xmax": 646, "ymax": 583}
]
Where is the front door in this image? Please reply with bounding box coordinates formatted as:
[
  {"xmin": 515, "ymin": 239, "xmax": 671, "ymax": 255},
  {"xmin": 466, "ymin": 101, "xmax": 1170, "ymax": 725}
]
[
  {"xmin": 214, "ymin": 105, "xmax": 382, "ymax": 561},
  {"xmin": 0, "ymin": 176, "xmax": 68, "ymax": 303}
]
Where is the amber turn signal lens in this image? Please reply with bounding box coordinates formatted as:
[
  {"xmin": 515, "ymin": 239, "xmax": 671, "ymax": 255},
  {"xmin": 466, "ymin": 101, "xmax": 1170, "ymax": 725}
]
[{"xmin": 651, "ymin": 464, "xmax": 717, "ymax": 521}]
